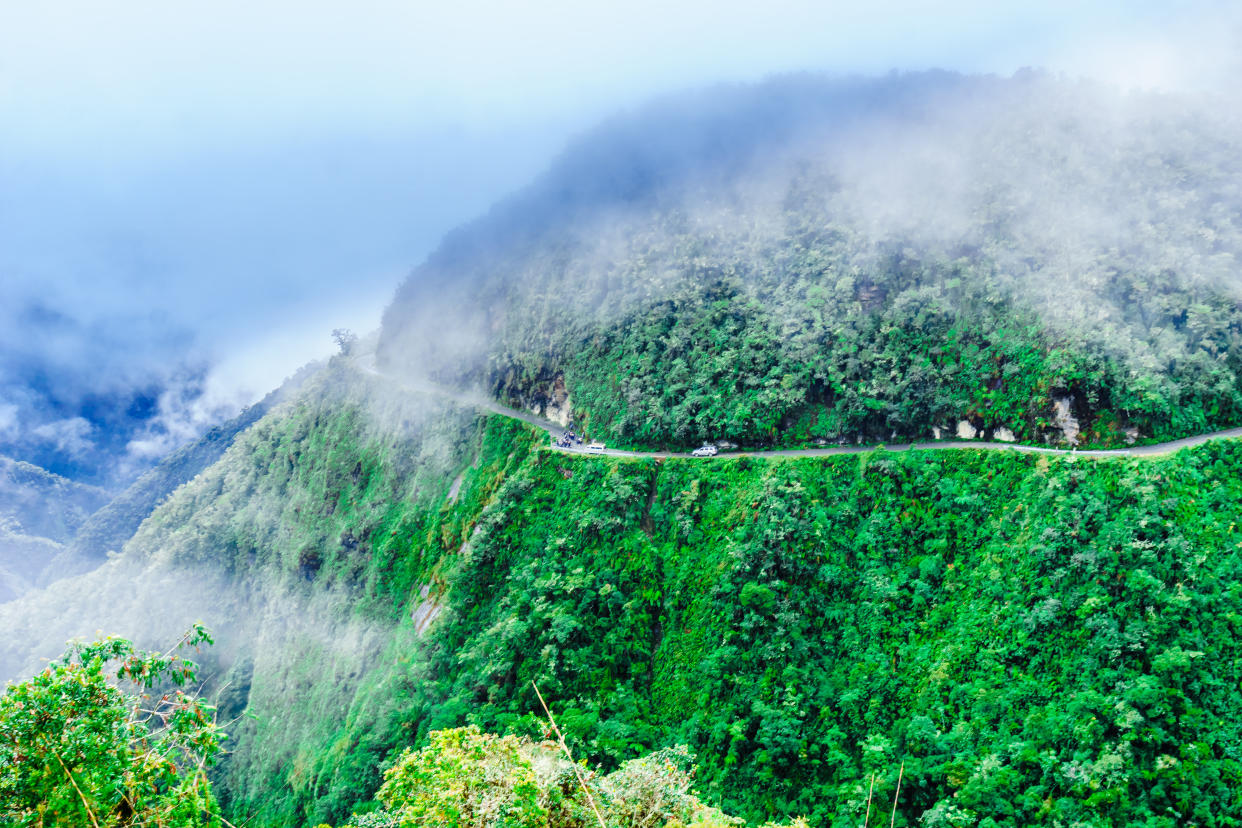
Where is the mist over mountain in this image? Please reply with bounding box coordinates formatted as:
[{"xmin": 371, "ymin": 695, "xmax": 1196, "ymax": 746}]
[
  {"xmin": 0, "ymin": 457, "xmax": 110, "ymax": 601},
  {"xmin": 0, "ymin": 122, "xmax": 566, "ymax": 490},
  {"xmin": 7, "ymin": 66, "xmax": 1242, "ymax": 827},
  {"xmin": 382, "ymin": 70, "xmax": 1242, "ymax": 449}
]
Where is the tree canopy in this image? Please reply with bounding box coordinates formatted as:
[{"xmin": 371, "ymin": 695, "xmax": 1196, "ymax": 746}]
[{"xmin": 0, "ymin": 626, "xmax": 224, "ymax": 827}]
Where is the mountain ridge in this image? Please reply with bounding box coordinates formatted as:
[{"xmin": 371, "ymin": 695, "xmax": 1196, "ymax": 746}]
[{"xmin": 379, "ymin": 70, "xmax": 1242, "ymax": 452}]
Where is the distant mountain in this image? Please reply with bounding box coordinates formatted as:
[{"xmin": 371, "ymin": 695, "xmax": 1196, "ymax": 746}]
[
  {"xmin": 0, "ymin": 527, "xmax": 67, "ymax": 604},
  {"xmin": 380, "ymin": 70, "xmax": 1242, "ymax": 450},
  {"xmin": 0, "ymin": 456, "xmax": 110, "ymax": 600},
  {"xmin": 0, "ymin": 363, "xmax": 323, "ymax": 603},
  {"xmin": 0, "ymin": 455, "xmax": 110, "ymax": 541}
]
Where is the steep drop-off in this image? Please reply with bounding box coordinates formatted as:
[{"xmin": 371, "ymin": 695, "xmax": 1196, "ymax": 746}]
[{"xmin": 9, "ymin": 358, "xmax": 1242, "ymax": 826}]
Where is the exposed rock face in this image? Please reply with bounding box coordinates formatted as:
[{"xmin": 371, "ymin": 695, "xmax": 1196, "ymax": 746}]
[
  {"xmin": 932, "ymin": 426, "xmax": 943, "ymax": 440},
  {"xmin": 502, "ymin": 373, "xmax": 573, "ymax": 427},
  {"xmin": 994, "ymin": 427, "xmax": 1016, "ymax": 443},
  {"xmin": 1124, "ymin": 427, "xmax": 1140, "ymax": 445},
  {"xmin": 541, "ymin": 375, "xmax": 573, "ymax": 427},
  {"xmin": 1052, "ymin": 397, "xmax": 1081, "ymax": 445},
  {"xmin": 855, "ymin": 280, "xmax": 888, "ymax": 311},
  {"xmin": 446, "ymin": 472, "xmax": 465, "ymax": 504},
  {"xmin": 411, "ymin": 583, "xmax": 444, "ymax": 637},
  {"xmin": 957, "ymin": 420, "xmax": 978, "ymax": 439}
]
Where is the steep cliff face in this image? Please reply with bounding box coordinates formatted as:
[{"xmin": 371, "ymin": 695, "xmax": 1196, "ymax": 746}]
[
  {"xmin": 379, "ymin": 71, "xmax": 1242, "ymax": 451},
  {"xmin": 5, "ymin": 353, "xmax": 1242, "ymax": 826}
]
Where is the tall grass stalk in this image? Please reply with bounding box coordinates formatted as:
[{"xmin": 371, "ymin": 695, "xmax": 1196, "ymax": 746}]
[
  {"xmin": 889, "ymin": 762, "xmax": 904, "ymax": 828},
  {"xmin": 532, "ymin": 682, "xmax": 608, "ymax": 828}
]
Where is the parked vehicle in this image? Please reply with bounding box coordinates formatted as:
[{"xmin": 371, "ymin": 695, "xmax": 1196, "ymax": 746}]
[
  {"xmin": 692, "ymin": 444, "xmax": 719, "ymax": 457},
  {"xmin": 587, "ymin": 441, "xmax": 606, "ymax": 452}
]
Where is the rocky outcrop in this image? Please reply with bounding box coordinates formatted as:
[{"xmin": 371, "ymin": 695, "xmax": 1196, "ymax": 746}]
[
  {"xmin": 1052, "ymin": 397, "xmax": 1081, "ymax": 445},
  {"xmin": 446, "ymin": 472, "xmax": 465, "ymax": 503},
  {"xmin": 543, "ymin": 375, "xmax": 573, "ymax": 427},
  {"xmin": 411, "ymin": 584, "xmax": 445, "ymax": 637},
  {"xmin": 956, "ymin": 420, "xmax": 978, "ymax": 440},
  {"xmin": 506, "ymin": 373, "xmax": 574, "ymax": 427}
]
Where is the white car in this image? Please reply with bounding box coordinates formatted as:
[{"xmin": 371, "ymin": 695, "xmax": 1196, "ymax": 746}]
[
  {"xmin": 586, "ymin": 441, "xmax": 606, "ymax": 452},
  {"xmin": 691, "ymin": 444, "xmax": 719, "ymax": 457}
]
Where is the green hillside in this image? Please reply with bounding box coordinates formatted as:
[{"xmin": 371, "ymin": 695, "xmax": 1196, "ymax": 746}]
[
  {"xmin": 6, "ymin": 71, "xmax": 1242, "ymax": 827},
  {"xmin": 380, "ymin": 72, "xmax": 1242, "ymax": 450},
  {"xmin": 9, "ymin": 359, "xmax": 1242, "ymax": 826}
]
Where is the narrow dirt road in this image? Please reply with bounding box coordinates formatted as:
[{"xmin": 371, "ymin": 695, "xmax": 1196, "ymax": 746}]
[{"xmin": 357, "ymin": 359, "xmax": 1242, "ymax": 461}]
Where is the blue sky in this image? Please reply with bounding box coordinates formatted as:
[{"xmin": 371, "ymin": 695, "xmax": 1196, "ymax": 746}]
[{"xmin": 0, "ymin": 0, "xmax": 1238, "ymax": 480}]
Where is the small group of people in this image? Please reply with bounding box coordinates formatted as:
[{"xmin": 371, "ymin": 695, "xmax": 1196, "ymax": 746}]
[{"xmin": 553, "ymin": 427, "xmax": 582, "ymax": 448}]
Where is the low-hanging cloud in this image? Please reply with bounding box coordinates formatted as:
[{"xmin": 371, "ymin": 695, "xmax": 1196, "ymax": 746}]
[
  {"xmin": 3, "ymin": 0, "xmax": 1241, "ymax": 490},
  {"xmin": 30, "ymin": 418, "xmax": 95, "ymax": 460}
]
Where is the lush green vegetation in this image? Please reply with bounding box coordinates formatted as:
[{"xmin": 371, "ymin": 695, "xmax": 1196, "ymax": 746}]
[
  {"xmin": 81, "ymin": 366, "xmax": 538, "ymax": 826},
  {"xmin": 380, "ymin": 72, "xmax": 1242, "ymax": 450},
  {"xmin": 12, "ymin": 74, "xmax": 1242, "ymax": 827},
  {"xmin": 8, "ymin": 361, "xmax": 1242, "ymax": 825},
  {"xmin": 387, "ymin": 432, "xmax": 1242, "ymax": 826},
  {"xmin": 0, "ymin": 627, "xmax": 223, "ymax": 827},
  {"xmin": 338, "ymin": 725, "xmax": 784, "ymax": 828}
]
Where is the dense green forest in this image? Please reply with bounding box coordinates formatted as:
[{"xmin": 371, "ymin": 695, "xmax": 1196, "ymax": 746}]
[
  {"xmin": 7, "ymin": 72, "xmax": 1242, "ymax": 827},
  {"xmin": 8, "ymin": 360, "xmax": 1242, "ymax": 825},
  {"xmin": 380, "ymin": 72, "xmax": 1242, "ymax": 450}
]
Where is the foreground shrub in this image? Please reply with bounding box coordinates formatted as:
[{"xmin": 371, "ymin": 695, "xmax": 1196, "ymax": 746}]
[
  {"xmin": 348, "ymin": 726, "xmax": 764, "ymax": 828},
  {"xmin": 0, "ymin": 625, "xmax": 223, "ymax": 827}
]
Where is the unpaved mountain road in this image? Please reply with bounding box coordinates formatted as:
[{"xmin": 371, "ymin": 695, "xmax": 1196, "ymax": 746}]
[{"xmin": 356, "ymin": 358, "xmax": 1242, "ymax": 460}]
